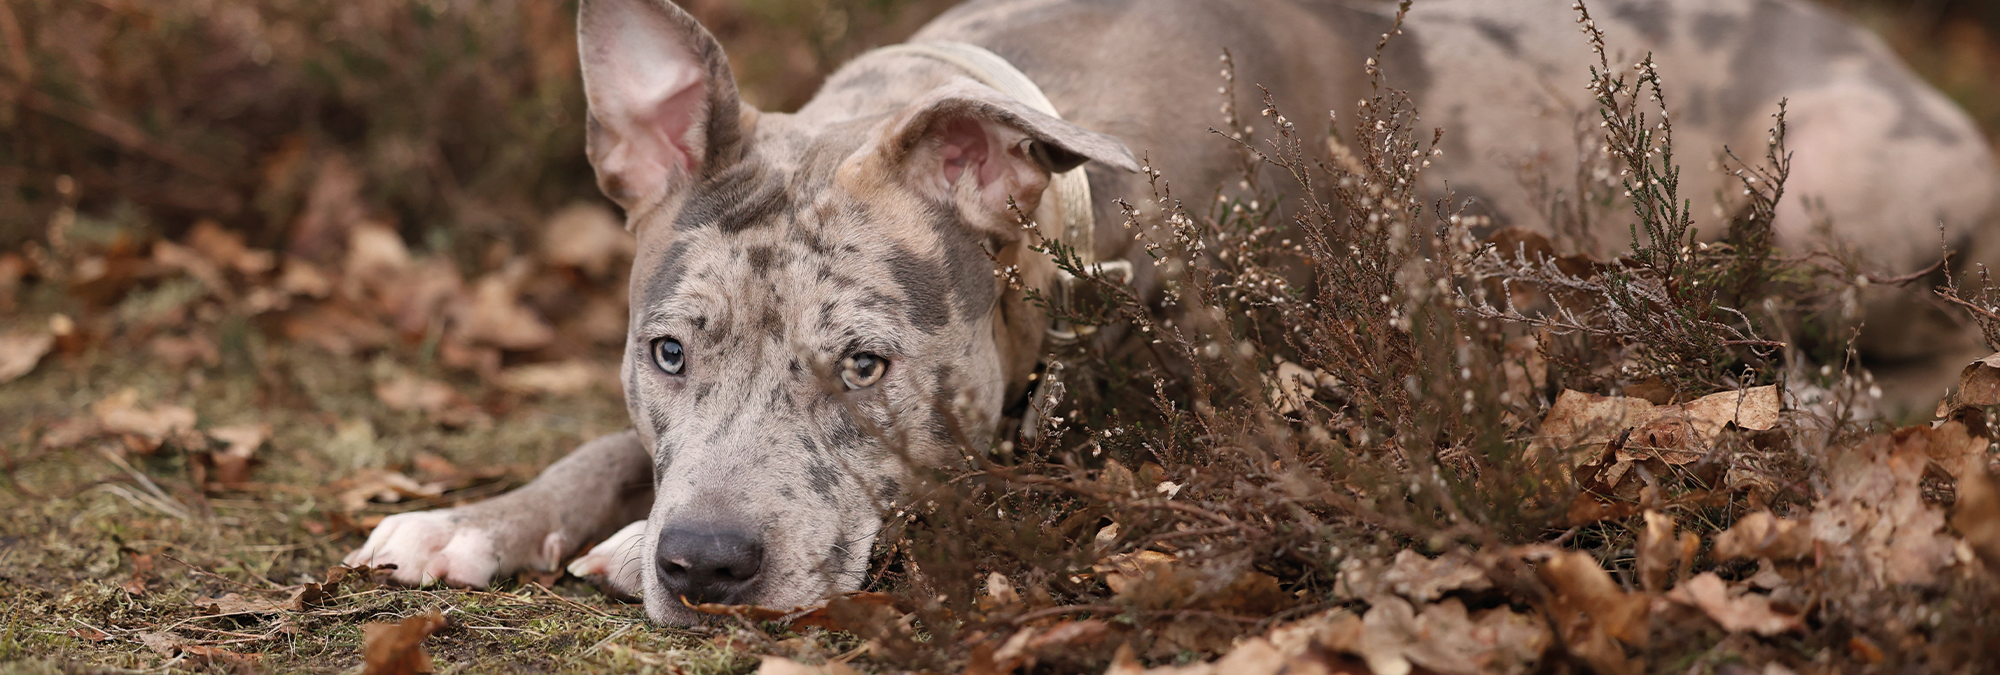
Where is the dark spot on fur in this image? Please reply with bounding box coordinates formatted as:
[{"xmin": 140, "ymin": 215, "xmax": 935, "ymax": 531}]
[
  {"xmin": 676, "ymin": 162, "xmax": 791, "ymax": 233},
  {"xmin": 807, "ymin": 462, "xmax": 842, "ymax": 502},
  {"xmin": 1610, "ymin": 0, "xmax": 1670, "ymax": 43},
  {"xmin": 1470, "ymin": 19, "xmax": 1520, "ymax": 57},
  {"xmin": 759, "ymin": 306, "xmax": 784, "ymax": 339},
  {"xmin": 643, "ymin": 242, "xmax": 691, "ymax": 307},
  {"xmin": 1694, "ymin": 12, "xmax": 1735, "ymax": 50},
  {"xmin": 789, "ymin": 358, "xmax": 803, "ymax": 375},
  {"xmin": 694, "ymin": 383, "xmax": 714, "ymax": 404},
  {"xmin": 876, "ymin": 478, "xmax": 900, "ymax": 504},
  {"xmin": 780, "ymin": 486, "xmax": 796, "ymax": 500},
  {"xmin": 827, "ymin": 416, "xmax": 864, "ymax": 451},
  {"xmin": 886, "ymin": 246, "xmax": 952, "ymax": 333},
  {"xmin": 748, "ymin": 245, "xmax": 778, "ymax": 273}
]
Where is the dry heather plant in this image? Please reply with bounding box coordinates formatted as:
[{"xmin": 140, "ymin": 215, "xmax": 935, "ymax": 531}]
[
  {"xmin": 808, "ymin": 3, "xmax": 1574, "ymax": 669},
  {"xmin": 743, "ymin": 3, "xmax": 2000, "ymax": 673},
  {"xmin": 1464, "ymin": 4, "xmax": 1797, "ymax": 400}
]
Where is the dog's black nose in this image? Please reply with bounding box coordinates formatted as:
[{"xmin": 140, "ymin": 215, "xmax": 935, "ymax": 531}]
[{"xmin": 655, "ymin": 524, "xmax": 764, "ymax": 605}]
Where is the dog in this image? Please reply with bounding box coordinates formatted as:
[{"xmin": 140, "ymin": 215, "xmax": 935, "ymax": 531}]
[{"xmin": 345, "ymin": 0, "xmax": 1999, "ymax": 624}]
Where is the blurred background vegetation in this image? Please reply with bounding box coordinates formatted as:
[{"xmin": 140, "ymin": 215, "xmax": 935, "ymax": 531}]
[{"xmin": 0, "ymin": 0, "xmax": 1994, "ymax": 265}]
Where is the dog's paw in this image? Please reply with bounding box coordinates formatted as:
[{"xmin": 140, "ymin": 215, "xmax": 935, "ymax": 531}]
[
  {"xmin": 344, "ymin": 509, "xmax": 568, "ymax": 588},
  {"xmin": 567, "ymin": 520, "xmax": 647, "ymax": 600}
]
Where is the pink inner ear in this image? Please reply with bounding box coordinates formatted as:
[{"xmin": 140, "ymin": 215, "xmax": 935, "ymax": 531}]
[
  {"xmin": 937, "ymin": 117, "xmax": 991, "ymax": 189},
  {"xmin": 639, "ymin": 80, "xmax": 707, "ymax": 177}
]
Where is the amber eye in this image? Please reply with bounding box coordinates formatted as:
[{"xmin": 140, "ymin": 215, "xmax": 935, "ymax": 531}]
[
  {"xmin": 840, "ymin": 353, "xmax": 887, "ymax": 390},
  {"xmin": 651, "ymin": 337, "xmax": 685, "ymax": 375}
]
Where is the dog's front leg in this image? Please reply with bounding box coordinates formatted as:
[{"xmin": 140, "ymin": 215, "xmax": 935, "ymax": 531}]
[{"xmin": 343, "ymin": 430, "xmax": 652, "ymax": 588}]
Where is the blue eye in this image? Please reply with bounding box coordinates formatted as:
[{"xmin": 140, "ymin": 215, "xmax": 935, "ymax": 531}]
[{"xmin": 651, "ymin": 337, "xmax": 685, "ymax": 375}]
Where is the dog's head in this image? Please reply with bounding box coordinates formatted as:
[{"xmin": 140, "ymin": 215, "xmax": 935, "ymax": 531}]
[{"xmin": 577, "ymin": 0, "xmax": 1136, "ymax": 623}]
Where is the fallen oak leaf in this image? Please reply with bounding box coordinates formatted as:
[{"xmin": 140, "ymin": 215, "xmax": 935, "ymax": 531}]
[
  {"xmin": 789, "ymin": 592, "xmax": 908, "ymax": 631},
  {"xmin": 361, "ymin": 609, "xmax": 446, "ymax": 675},
  {"xmin": 1665, "ymin": 572, "xmax": 1801, "ymax": 636},
  {"xmin": 1713, "ymin": 511, "xmax": 1811, "ymax": 562},
  {"xmin": 1936, "ymin": 352, "xmax": 2000, "ymax": 417},
  {"xmin": 333, "ymin": 469, "xmax": 446, "ymax": 512},
  {"xmin": 92, "ymin": 388, "xmax": 197, "ymax": 451},
  {"xmin": 374, "ymin": 373, "xmax": 486, "ymax": 428},
  {"xmin": 178, "ymin": 644, "xmax": 262, "ymax": 671},
  {"xmin": 0, "ymin": 329, "xmax": 53, "ymax": 383},
  {"xmin": 1952, "ymin": 469, "xmax": 2000, "ymax": 573},
  {"xmin": 1334, "ymin": 549, "xmax": 1493, "ymax": 603},
  {"xmin": 203, "ymin": 422, "xmax": 271, "ymax": 487}
]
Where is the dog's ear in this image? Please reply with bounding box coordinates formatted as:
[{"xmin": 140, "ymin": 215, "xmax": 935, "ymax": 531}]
[
  {"xmin": 882, "ymin": 80, "xmax": 1139, "ymax": 237},
  {"xmin": 578, "ymin": 0, "xmax": 750, "ymax": 221}
]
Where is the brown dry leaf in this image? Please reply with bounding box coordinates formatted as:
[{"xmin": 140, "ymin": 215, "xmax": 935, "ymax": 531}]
[
  {"xmin": 178, "ymin": 644, "xmax": 261, "ymax": 671},
  {"xmin": 197, "ymin": 592, "xmax": 294, "ymax": 615},
  {"xmin": 1121, "ymin": 601, "xmax": 1546, "ymax": 675},
  {"xmin": 287, "ymin": 154, "xmax": 367, "ymax": 264},
  {"xmin": 1528, "ymin": 547, "xmax": 1644, "ymax": 675},
  {"xmin": 789, "ymin": 592, "xmax": 908, "ymax": 632},
  {"xmin": 92, "ymin": 388, "xmax": 197, "ymax": 451},
  {"xmin": 151, "ymin": 239, "xmax": 231, "ymax": 301},
  {"xmin": 361, "ymin": 609, "xmax": 445, "ymax": 675},
  {"xmin": 1353, "ymin": 597, "xmax": 1550, "ymax": 675},
  {"xmin": 540, "ymin": 202, "xmax": 634, "ymax": 278},
  {"xmin": 283, "ymin": 301, "xmax": 393, "ymax": 357},
  {"xmin": 335, "ymin": 469, "xmax": 446, "ymax": 512},
  {"xmin": 277, "ymin": 257, "xmax": 335, "ymax": 299},
  {"xmin": 755, "ymin": 657, "xmax": 862, "ymax": 675},
  {"xmin": 121, "ymin": 551, "xmax": 155, "ymax": 596},
  {"xmin": 1335, "ymin": 549, "xmax": 1492, "ymax": 603},
  {"xmin": 0, "ymin": 329, "xmax": 53, "ymax": 383},
  {"xmin": 453, "ymin": 262, "xmax": 555, "ymax": 352},
  {"xmin": 147, "ymin": 332, "xmax": 220, "ymax": 369},
  {"xmin": 368, "ymin": 258, "xmax": 463, "ymax": 339},
  {"xmin": 1713, "ymin": 511, "xmax": 1811, "ymax": 562},
  {"xmin": 1918, "ymin": 419, "xmax": 1988, "ymax": 480},
  {"xmin": 1635, "ymin": 511, "xmax": 1678, "ymax": 592},
  {"xmin": 1665, "ymin": 572, "xmax": 1802, "ymax": 636},
  {"xmin": 1677, "ymin": 385, "xmax": 1781, "ymax": 438},
  {"xmin": 1951, "ymin": 469, "xmax": 2000, "ymax": 573},
  {"xmin": 1936, "ymin": 352, "xmax": 2000, "ymax": 417},
  {"xmin": 200, "ymin": 421, "xmax": 268, "ymax": 488},
  {"xmin": 344, "ymin": 221, "xmax": 413, "ymax": 298},
  {"xmin": 185, "ymin": 219, "xmax": 275, "ymax": 276},
  {"xmin": 1096, "ymin": 550, "xmax": 1177, "ymax": 596},
  {"xmin": 1266, "ymin": 360, "xmax": 1329, "ymax": 416},
  {"xmin": 374, "ymin": 373, "xmax": 485, "ymax": 428},
  {"xmin": 1535, "ymin": 386, "xmax": 1780, "ymax": 471},
  {"xmin": 1529, "ymin": 389, "xmax": 1660, "ymax": 470},
  {"xmin": 0, "ymin": 253, "xmax": 26, "ymax": 312},
  {"xmin": 988, "ymin": 620, "xmax": 1114, "ymax": 673},
  {"xmin": 1810, "ymin": 430, "xmax": 1957, "ymax": 587},
  {"xmin": 981, "ymin": 572, "xmax": 1023, "ymax": 612},
  {"xmin": 496, "ymin": 361, "xmax": 609, "ymax": 396},
  {"xmin": 137, "ymin": 631, "xmax": 184, "ymax": 656}
]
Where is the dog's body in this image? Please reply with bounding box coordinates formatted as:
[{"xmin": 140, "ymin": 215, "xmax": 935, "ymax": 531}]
[{"xmin": 346, "ymin": 0, "xmax": 1999, "ymax": 624}]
